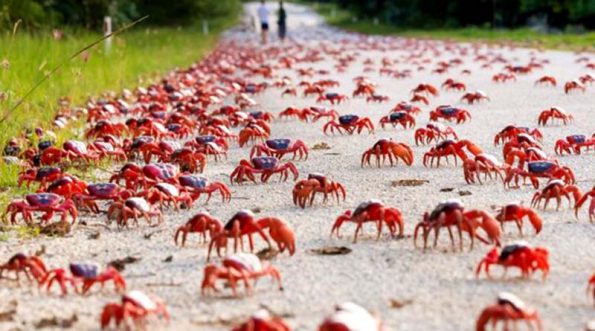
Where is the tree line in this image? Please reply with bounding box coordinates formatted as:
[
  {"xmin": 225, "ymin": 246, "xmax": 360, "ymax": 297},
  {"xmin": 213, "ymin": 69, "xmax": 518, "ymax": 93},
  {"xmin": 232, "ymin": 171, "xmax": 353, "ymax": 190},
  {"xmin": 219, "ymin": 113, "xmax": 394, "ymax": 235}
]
[
  {"xmin": 0, "ymin": 0, "xmax": 241, "ymax": 30},
  {"xmin": 325, "ymin": 0, "xmax": 595, "ymax": 29}
]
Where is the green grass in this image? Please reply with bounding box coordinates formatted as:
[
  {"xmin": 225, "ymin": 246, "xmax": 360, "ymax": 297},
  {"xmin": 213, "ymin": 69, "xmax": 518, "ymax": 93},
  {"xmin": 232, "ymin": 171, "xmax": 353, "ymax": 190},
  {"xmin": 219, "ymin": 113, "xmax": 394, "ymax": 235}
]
[
  {"xmin": 309, "ymin": 2, "xmax": 595, "ymax": 51},
  {"xmin": 0, "ymin": 17, "xmax": 236, "ymax": 201}
]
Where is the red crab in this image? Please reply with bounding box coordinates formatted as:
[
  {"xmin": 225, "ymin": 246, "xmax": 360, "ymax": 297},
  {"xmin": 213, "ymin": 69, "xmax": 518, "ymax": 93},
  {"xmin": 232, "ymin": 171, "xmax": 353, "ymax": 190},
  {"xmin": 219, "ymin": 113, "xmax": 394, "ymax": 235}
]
[
  {"xmin": 495, "ymin": 203, "xmax": 543, "ymax": 236},
  {"xmin": 378, "ymin": 111, "xmax": 416, "ymax": 130},
  {"xmin": 504, "ymin": 161, "xmax": 575, "ymax": 189},
  {"xmin": 206, "ymin": 210, "xmax": 272, "ymax": 259},
  {"xmin": 168, "ymin": 148, "xmax": 207, "ymax": 173},
  {"xmin": 292, "ymin": 173, "xmax": 346, "ymax": 208},
  {"xmin": 423, "ymin": 139, "xmax": 482, "ymax": 167},
  {"xmin": 89, "ymin": 140, "xmax": 127, "ymax": 162},
  {"xmin": 494, "ymin": 125, "xmax": 543, "ymax": 145},
  {"xmin": 554, "ymin": 134, "xmax": 594, "ymax": 155},
  {"xmin": 461, "ymin": 90, "xmax": 489, "ymax": 104},
  {"xmin": 410, "ymin": 93, "xmax": 429, "ymax": 105},
  {"xmin": 238, "ymin": 121, "xmax": 270, "ymax": 147},
  {"xmin": 310, "ymin": 107, "xmax": 339, "ymax": 122},
  {"xmin": 462, "ymin": 153, "xmax": 505, "ymax": 184},
  {"xmin": 230, "ymin": 157, "xmax": 299, "ymax": 184},
  {"xmin": 441, "ymin": 78, "xmax": 466, "ymax": 91},
  {"xmin": 319, "ymin": 302, "xmax": 383, "ymax": 331},
  {"xmin": 411, "ymin": 83, "xmax": 439, "ymax": 96},
  {"xmin": 137, "ymin": 163, "xmax": 180, "ymax": 189},
  {"xmin": 41, "ymin": 263, "xmax": 126, "ymax": 295},
  {"xmin": 323, "ymin": 115, "xmax": 374, "ymax": 135},
  {"xmin": 5, "ymin": 193, "xmax": 77, "ymax": 224},
  {"xmin": 232, "ymin": 310, "xmax": 290, "ymax": 331},
  {"xmin": 107, "ymin": 197, "xmax": 163, "ymax": 228},
  {"xmin": 534, "ymin": 75, "xmax": 557, "ymax": 86},
  {"xmin": 492, "ymin": 72, "xmax": 516, "ymax": 83},
  {"xmin": 366, "ymin": 94, "xmax": 389, "ymax": 103},
  {"xmin": 281, "ymin": 88, "xmax": 297, "ymax": 97},
  {"xmin": 85, "ymin": 120, "xmax": 128, "ymax": 139},
  {"xmin": 279, "ymin": 106, "xmax": 309, "ymax": 122},
  {"xmin": 476, "ymin": 243, "xmax": 549, "ymax": 280},
  {"xmin": 575, "ymin": 186, "xmax": 595, "ymax": 222},
  {"xmin": 143, "ymin": 182, "xmax": 194, "ymax": 210},
  {"xmin": 17, "ymin": 167, "xmax": 63, "ymax": 189},
  {"xmin": 476, "ymin": 293, "xmax": 542, "ymax": 331},
  {"xmin": 317, "ymin": 92, "xmax": 348, "ymax": 105},
  {"xmin": 201, "ymin": 253, "xmax": 283, "ymax": 296},
  {"xmin": 44, "ymin": 176, "xmax": 88, "ymax": 198},
  {"xmin": 331, "ymin": 200, "xmax": 404, "ymax": 243},
  {"xmin": 352, "ymin": 82, "xmax": 376, "ymax": 97},
  {"xmin": 531, "ymin": 180, "xmax": 582, "ymax": 210},
  {"xmin": 0, "ymin": 253, "xmax": 47, "ymax": 284},
  {"xmin": 62, "ymin": 140, "xmax": 100, "ymax": 163},
  {"xmin": 429, "ymin": 105, "xmax": 471, "ymax": 124},
  {"xmin": 174, "ymin": 211, "xmax": 223, "ymax": 246},
  {"xmin": 392, "ymin": 101, "xmax": 422, "ymax": 115},
  {"xmin": 100, "ymin": 291, "xmax": 169, "ymax": 330},
  {"xmin": 414, "ymin": 123, "xmax": 458, "ymax": 145},
  {"xmin": 250, "ymin": 138, "xmax": 309, "ymax": 160},
  {"xmin": 178, "ymin": 174, "xmax": 231, "ymax": 203},
  {"xmin": 73, "ymin": 183, "xmax": 132, "ymax": 213},
  {"xmin": 413, "ymin": 199, "xmax": 477, "ymax": 251},
  {"xmin": 564, "ymin": 80, "xmax": 586, "ymax": 94},
  {"xmin": 361, "ymin": 139, "xmax": 413, "ymax": 167},
  {"xmin": 537, "ymin": 107, "xmax": 574, "ymax": 126}
]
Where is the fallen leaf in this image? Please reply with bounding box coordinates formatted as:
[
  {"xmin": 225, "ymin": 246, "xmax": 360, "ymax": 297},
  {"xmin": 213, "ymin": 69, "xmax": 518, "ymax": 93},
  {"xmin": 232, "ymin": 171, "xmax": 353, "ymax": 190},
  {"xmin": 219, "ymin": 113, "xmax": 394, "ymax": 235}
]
[
  {"xmin": 251, "ymin": 207, "xmax": 262, "ymax": 214},
  {"xmin": 146, "ymin": 281, "xmax": 180, "ymax": 287},
  {"xmin": 144, "ymin": 229, "xmax": 164, "ymax": 239},
  {"xmin": 108, "ymin": 256, "xmax": 141, "ymax": 271},
  {"xmin": 40, "ymin": 221, "xmax": 70, "ymax": 237},
  {"xmin": 458, "ymin": 190, "xmax": 472, "ymax": 196},
  {"xmin": 312, "ymin": 142, "xmax": 331, "ymax": 150},
  {"xmin": 34, "ymin": 314, "xmax": 77, "ymax": 329},
  {"xmin": 35, "ymin": 245, "xmax": 46, "ymax": 257},
  {"xmin": 256, "ymin": 247, "xmax": 278, "ymax": 260},
  {"xmin": 0, "ymin": 300, "xmax": 16, "ymax": 322},
  {"xmin": 391, "ymin": 179, "xmax": 429, "ymax": 187},
  {"xmin": 309, "ymin": 246, "xmax": 352, "ymax": 255},
  {"xmin": 88, "ymin": 232, "xmax": 100, "ymax": 240},
  {"xmin": 324, "ymin": 152, "xmax": 341, "ymax": 156},
  {"xmin": 389, "ymin": 298, "xmax": 414, "ymax": 309},
  {"xmin": 163, "ymin": 255, "xmax": 173, "ymax": 263},
  {"xmin": 440, "ymin": 187, "xmax": 454, "ymax": 192}
]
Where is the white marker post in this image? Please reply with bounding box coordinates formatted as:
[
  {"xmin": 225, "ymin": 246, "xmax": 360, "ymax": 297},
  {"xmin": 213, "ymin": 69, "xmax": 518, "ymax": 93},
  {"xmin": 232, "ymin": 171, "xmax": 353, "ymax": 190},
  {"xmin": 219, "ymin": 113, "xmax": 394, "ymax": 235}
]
[
  {"xmin": 202, "ymin": 20, "xmax": 209, "ymax": 35},
  {"xmin": 103, "ymin": 16, "xmax": 112, "ymax": 54}
]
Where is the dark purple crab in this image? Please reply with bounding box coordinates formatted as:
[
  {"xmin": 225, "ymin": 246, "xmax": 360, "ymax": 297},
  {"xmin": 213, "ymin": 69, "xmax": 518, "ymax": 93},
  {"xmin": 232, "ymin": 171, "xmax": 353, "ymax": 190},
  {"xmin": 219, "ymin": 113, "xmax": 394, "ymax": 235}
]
[
  {"xmin": 229, "ymin": 156, "xmax": 299, "ymax": 184},
  {"xmin": 73, "ymin": 183, "xmax": 132, "ymax": 213},
  {"xmin": 178, "ymin": 174, "xmax": 231, "ymax": 202},
  {"xmin": 250, "ymin": 138, "xmax": 309, "ymax": 160},
  {"xmin": 4, "ymin": 193, "xmax": 77, "ymax": 224},
  {"xmin": 18, "ymin": 167, "xmax": 63, "ymax": 188},
  {"xmin": 139, "ymin": 163, "xmax": 180, "ymax": 188},
  {"xmin": 504, "ymin": 160, "xmax": 576, "ymax": 189}
]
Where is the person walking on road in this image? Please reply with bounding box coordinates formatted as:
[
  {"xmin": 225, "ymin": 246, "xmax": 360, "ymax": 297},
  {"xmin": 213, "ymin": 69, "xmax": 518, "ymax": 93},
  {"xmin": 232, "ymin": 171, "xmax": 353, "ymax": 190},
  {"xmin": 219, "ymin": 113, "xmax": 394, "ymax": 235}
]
[
  {"xmin": 257, "ymin": 0, "xmax": 270, "ymax": 45},
  {"xmin": 277, "ymin": 1, "xmax": 287, "ymax": 43}
]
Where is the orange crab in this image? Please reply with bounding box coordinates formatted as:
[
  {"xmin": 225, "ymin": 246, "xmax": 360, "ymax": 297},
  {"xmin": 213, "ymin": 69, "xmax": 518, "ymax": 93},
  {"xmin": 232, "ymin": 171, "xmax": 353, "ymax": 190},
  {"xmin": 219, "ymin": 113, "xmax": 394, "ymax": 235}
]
[
  {"xmin": 537, "ymin": 107, "xmax": 574, "ymax": 126},
  {"xmin": 292, "ymin": 173, "xmax": 346, "ymax": 209},
  {"xmin": 495, "ymin": 203, "xmax": 542, "ymax": 236},
  {"xmin": 423, "ymin": 139, "xmax": 482, "ymax": 167},
  {"xmin": 534, "ymin": 75, "xmax": 557, "ymax": 86},
  {"xmin": 531, "ymin": 180, "xmax": 582, "ymax": 210},
  {"xmin": 361, "ymin": 139, "xmax": 413, "ymax": 168},
  {"xmin": 331, "ymin": 200, "xmax": 404, "ymax": 243},
  {"xmin": 575, "ymin": 185, "xmax": 595, "ymax": 222},
  {"xmin": 476, "ymin": 293, "xmax": 542, "ymax": 331}
]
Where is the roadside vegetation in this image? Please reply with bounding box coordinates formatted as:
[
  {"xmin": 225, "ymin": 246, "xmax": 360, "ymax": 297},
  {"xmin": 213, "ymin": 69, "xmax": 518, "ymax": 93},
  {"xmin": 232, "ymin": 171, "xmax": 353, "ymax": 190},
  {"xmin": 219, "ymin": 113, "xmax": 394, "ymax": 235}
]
[
  {"xmin": 0, "ymin": 1, "xmax": 240, "ymax": 208},
  {"xmin": 307, "ymin": 2, "xmax": 595, "ymax": 52}
]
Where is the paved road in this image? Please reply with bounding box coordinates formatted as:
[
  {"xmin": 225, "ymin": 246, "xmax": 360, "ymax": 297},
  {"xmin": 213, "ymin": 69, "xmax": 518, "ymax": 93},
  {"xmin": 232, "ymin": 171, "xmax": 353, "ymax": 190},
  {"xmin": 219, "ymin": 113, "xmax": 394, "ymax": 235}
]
[{"xmin": 1, "ymin": 2, "xmax": 593, "ymax": 331}]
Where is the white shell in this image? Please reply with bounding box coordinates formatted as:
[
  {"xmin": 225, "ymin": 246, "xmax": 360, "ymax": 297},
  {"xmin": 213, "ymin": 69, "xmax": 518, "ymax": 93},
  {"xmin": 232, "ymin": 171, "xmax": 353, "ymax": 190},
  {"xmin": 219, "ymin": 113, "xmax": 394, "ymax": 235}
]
[
  {"xmin": 128, "ymin": 197, "xmax": 150, "ymax": 212},
  {"xmin": 326, "ymin": 302, "xmax": 379, "ymax": 331},
  {"xmin": 444, "ymin": 198, "xmax": 463, "ymax": 206},
  {"xmin": 225, "ymin": 253, "xmax": 262, "ymax": 272},
  {"xmin": 497, "ymin": 292, "xmax": 526, "ymax": 311},
  {"xmin": 125, "ymin": 290, "xmax": 156, "ymax": 310},
  {"xmin": 157, "ymin": 183, "xmax": 179, "ymax": 196}
]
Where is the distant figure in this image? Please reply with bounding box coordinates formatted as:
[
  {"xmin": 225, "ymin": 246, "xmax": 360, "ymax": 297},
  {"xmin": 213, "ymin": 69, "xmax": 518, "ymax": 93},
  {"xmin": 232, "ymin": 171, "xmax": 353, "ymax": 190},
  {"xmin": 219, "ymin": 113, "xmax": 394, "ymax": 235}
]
[
  {"xmin": 277, "ymin": 1, "xmax": 287, "ymax": 43},
  {"xmin": 257, "ymin": 0, "xmax": 270, "ymax": 45}
]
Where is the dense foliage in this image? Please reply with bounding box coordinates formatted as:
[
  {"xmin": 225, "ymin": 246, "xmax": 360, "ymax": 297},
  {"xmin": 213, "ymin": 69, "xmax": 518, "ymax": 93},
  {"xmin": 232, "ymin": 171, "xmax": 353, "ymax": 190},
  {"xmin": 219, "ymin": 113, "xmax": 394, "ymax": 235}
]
[
  {"xmin": 327, "ymin": 0, "xmax": 595, "ymax": 29},
  {"xmin": 0, "ymin": 0, "xmax": 241, "ymax": 30}
]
